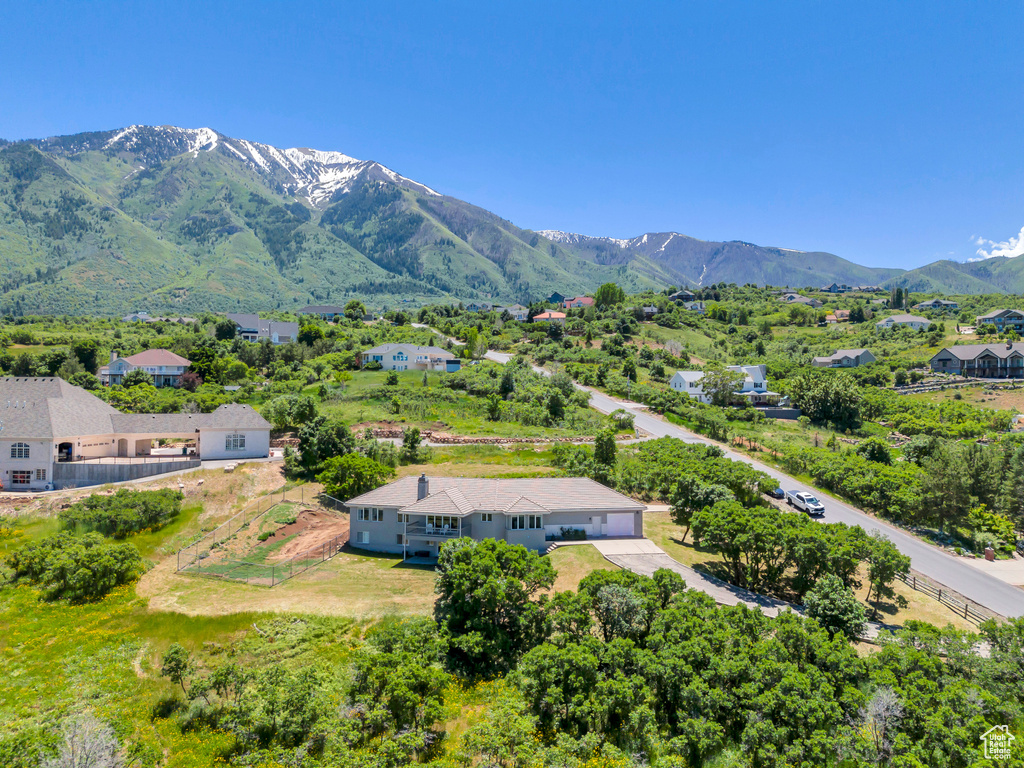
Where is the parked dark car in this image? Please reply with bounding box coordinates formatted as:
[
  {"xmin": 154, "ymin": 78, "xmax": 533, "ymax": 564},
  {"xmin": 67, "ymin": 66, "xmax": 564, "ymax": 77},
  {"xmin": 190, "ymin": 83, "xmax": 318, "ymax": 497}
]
[{"xmin": 767, "ymin": 487, "xmax": 785, "ymax": 500}]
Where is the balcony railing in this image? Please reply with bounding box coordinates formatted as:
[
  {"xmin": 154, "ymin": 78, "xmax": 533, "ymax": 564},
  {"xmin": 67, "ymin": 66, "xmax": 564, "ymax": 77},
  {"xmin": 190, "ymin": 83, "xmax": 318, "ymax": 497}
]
[{"xmin": 405, "ymin": 520, "xmax": 471, "ymax": 539}]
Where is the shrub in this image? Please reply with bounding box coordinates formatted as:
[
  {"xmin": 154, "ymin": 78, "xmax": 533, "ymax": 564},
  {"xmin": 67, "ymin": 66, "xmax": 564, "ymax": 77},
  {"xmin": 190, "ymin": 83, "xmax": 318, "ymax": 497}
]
[
  {"xmin": 59, "ymin": 488, "xmax": 183, "ymax": 538},
  {"xmin": 6, "ymin": 532, "xmax": 143, "ymax": 602},
  {"xmin": 804, "ymin": 574, "xmax": 867, "ymax": 639}
]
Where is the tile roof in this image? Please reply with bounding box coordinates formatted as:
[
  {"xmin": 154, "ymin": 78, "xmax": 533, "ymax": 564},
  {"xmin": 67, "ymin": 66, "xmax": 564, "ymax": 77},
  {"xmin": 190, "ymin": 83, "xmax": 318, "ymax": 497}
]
[
  {"xmin": 534, "ymin": 311, "xmax": 566, "ymax": 320},
  {"xmin": 300, "ymin": 305, "xmax": 347, "ymax": 313},
  {"xmin": 345, "ymin": 476, "xmax": 645, "ymax": 515},
  {"xmin": 0, "ymin": 378, "xmax": 269, "ymax": 439},
  {"xmin": 880, "ymin": 314, "xmax": 931, "ymax": 324},
  {"xmin": 120, "ymin": 349, "xmax": 191, "ymax": 367},
  {"xmin": 362, "ymin": 343, "xmax": 455, "ymax": 358},
  {"xmin": 934, "ymin": 343, "xmax": 1024, "ymax": 361}
]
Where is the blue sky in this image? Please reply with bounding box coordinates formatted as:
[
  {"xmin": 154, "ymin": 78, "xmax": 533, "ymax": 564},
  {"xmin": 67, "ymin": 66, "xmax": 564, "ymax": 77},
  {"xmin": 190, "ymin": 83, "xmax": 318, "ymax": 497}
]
[{"xmin": 2, "ymin": 1, "xmax": 1021, "ymax": 269}]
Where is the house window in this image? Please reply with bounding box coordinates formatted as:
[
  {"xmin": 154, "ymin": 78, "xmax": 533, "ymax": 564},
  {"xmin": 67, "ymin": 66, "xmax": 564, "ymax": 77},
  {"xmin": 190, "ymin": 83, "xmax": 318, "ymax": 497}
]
[
  {"xmin": 397, "ymin": 534, "xmax": 405, "ymax": 545},
  {"xmin": 398, "ymin": 513, "xmax": 409, "ymax": 523},
  {"xmin": 358, "ymin": 508, "xmax": 383, "ymax": 522},
  {"xmin": 356, "ymin": 531, "xmax": 370, "ymax": 544},
  {"xmin": 225, "ymin": 434, "xmax": 246, "ymax": 451},
  {"xmin": 12, "ymin": 471, "xmax": 31, "ymax": 485},
  {"xmin": 510, "ymin": 515, "xmax": 543, "ymax": 530},
  {"xmin": 480, "ymin": 513, "xmax": 493, "ymax": 522},
  {"xmin": 10, "ymin": 443, "xmax": 29, "ymax": 459},
  {"xmin": 35, "ymin": 469, "xmax": 46, "ymax": 481}
]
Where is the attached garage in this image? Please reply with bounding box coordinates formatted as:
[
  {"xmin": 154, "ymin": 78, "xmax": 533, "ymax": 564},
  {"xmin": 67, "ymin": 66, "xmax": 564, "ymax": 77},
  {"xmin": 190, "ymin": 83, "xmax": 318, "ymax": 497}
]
[{"xmin": 606, "ymin": 513, "xmax": 635, "ymax": 537}]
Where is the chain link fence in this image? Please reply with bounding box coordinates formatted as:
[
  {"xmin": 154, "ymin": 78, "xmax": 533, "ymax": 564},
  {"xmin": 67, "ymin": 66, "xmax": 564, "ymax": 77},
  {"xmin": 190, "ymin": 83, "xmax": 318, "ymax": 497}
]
[{"xmin": 175, "ymin": 487, "xmax": 348, "ymax": 589}]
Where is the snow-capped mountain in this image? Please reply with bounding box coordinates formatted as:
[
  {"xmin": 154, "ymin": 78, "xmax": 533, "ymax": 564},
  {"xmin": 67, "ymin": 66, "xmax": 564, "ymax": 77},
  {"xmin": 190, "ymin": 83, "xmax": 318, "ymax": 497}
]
[{"xmin": 38, "ymin": 124, "xmax": 440, "ymax": 209}]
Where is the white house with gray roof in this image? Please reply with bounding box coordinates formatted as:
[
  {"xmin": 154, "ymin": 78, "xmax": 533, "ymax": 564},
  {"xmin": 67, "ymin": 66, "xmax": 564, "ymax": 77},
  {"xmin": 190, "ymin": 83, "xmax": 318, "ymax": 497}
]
[
  {"xmin": 360, "ymin": 343, "xmax": 459, "ymax": 372},
  {"xmin": 345, "ymin": 474, "xmax": 645, "ymax": 558},
  {"xmin": 876, "ymin": 313, "xmax": 932, "ymax": 331},
  {"xmin": 0, "ymin": 377, "xmax": 271, "ymax": 491},
  {"xmin": 226, "ymin": 313, "xmax": 298, "ymax": 344},
  {"xmin": 812, "ymin": 349, "xmax": 876, "ymax": 368}
]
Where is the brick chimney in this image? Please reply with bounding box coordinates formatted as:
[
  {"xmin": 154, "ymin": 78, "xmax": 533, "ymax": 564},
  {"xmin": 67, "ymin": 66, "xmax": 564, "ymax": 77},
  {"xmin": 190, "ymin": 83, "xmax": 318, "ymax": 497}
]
[
  {"xmin": 417, "ymin": 473, "xmax": 429, "ymax": 500},
  {"xmin": 110, "ymin": 351, "xmax": 118, "ymax": 363}
]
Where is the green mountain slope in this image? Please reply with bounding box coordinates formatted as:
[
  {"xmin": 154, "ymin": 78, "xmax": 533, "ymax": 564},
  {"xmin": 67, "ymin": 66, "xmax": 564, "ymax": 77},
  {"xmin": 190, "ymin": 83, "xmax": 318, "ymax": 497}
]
[{"xmin": 882, "ymin": 256, "xmax": 1024, "ymax": 294}]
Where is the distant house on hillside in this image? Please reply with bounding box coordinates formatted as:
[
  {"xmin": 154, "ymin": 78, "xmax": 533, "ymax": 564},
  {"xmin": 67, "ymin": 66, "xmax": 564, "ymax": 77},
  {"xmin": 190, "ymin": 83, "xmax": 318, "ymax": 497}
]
[
  {"xmin": 562, "ymin": 296, "xmax": 595, "ymax": 309},
  {"xmin": 876, "ymin": 313, "xmax": 932, "ymax": 331},
  {"xmin": 669, "ymin": 365, "xmax": 780, "ymax": 406},
  {"xmin": 642, "ymin": 305, "xmax": 659, "ymax": 320},
  {"xmin": 680, "ymin": 300, "xmax": 706, "ymax": 315},
  {"xmin": 781, "ymin": 293, "xmax": 823, "ymax": 308},
  {"xmin": 812, "ymin": 349, "xmax": 876, "ymax": 368},
  {"xmin": 360, "ymin": 343, "xmax": 459, "ymax": 372},
  {"xmin": 669, "ymin": 289, "xmax": 697, "ymax": 303},
  {"xmin": 122, "ymin": 312, "xmax": 195, "ymax": 324},
  {"xmin": 822, "ymin": 283, "xmax": 852, "ymax": 293},
  {"xmin": 226, "ymin": 314, "xmax": 298, "ymax": 344},
  {"xmin": 976, "ymin": 309, "xmax": 1024, "ymax": 333},
  {"xmin": 99, "ymin": 350, "xmax": 191, "ymax": 387},
  {"xmin": 533, "ymin": 311, "xmax": 567, "ymax": 325},
  {"xmin": 465, "ymin": 301, "xmax": 494, "ymax": 313},
  {"xmin": 499, "ymin": 304, "xmax": 529, "ymax": 322},
  {"xmin": 913, "ymin": 298, "xmax": 959, "ymax": 311},
  {"xmin": 930, "ymin": 342, "xmax": 1024, "ymax": 378},
  {"xmin": 547, "ymin": 292, "xmax": 566, "ymax": 305},
  {"xmin": 299, "ymin": 305, "xmax": 347, "ymax": 320}
]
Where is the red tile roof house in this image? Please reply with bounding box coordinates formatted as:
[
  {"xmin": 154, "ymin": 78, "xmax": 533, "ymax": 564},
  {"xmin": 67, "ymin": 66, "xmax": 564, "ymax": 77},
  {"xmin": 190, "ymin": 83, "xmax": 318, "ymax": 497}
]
[
  {"xmin": 562, "ymin": 296, "xmax": 595, "ymax": 309},
  {"xmin": 533, "ymin": 311, "xmax": 567, "ymax": 325},
  {"xmin": 99, "ymin": 350, "xmax": 191, "ymax": 387}
]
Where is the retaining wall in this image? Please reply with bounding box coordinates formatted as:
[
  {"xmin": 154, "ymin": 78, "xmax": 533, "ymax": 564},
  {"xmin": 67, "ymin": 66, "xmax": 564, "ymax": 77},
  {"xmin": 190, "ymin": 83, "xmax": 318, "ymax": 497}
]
[{"xmin": 52, "ymin": 459, "xmax": 200, "ymax": 489}]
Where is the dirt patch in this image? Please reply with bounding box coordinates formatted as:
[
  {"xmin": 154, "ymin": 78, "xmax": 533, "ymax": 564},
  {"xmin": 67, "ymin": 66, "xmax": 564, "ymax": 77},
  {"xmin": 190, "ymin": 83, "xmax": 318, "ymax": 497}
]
[{"xmin": 258, "ymin": 509, "xmax": 349, "ymax": 562}]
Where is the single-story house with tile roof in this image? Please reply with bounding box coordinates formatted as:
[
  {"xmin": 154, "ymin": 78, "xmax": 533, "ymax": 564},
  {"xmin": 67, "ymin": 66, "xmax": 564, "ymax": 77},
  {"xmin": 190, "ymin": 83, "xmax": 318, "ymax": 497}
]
[
  {"xmin": 533, "ymin": 311, "xmax": 567, "ymax": 325},
  {"xmin": 345, "ymin": 474, "xmax": 646, "ymax": 557},
  {"xmin": 360, "ymin": 343, "xmax": 459, "ymax": 372},
  {"xmin": 99, "ymin": 350, "xmax": 191, "ymax": 387},
  {"xmin": 876, "ymin": 313, "xmax": 932, "ymax": 331},
  {"xmin": 498, "ymin": 304, "xmax": 529, "ymax": 321},
  {"xmin": 781, "ymin": 293, "xmax": 823, "ymax": 308},
  {"xmin": 930, "ymin": 342, "xmax": 1024, "ymax": 378},
  {"xmin": 913, "ymin": 298, "xmax": 959, "ymax": 311},
  {"xmin": 812, "ymin": 349, "xmax": 876, "ymax": 368},
  {"xmin": 226, "ymin": 313, "xmax": 298, "ymax": 344},
  {"xmin": 562, "ymin": 296, "xmax": 595, "ymax": 309},
  {"xmin": 0, "ymin": 377, "xmax": 271, "ymax": 490},
  {"xmin": 298, "ymin": 305, "xmax": 348, "ymax": 320}
]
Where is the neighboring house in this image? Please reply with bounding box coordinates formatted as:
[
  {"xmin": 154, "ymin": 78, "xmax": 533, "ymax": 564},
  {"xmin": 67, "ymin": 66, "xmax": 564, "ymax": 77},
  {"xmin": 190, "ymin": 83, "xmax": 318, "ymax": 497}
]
[
  {"xmin": 976, "ymin": 309, "xmax": 1024, "ymax": 333},
  {"xmin": 642, "ymin": 305, "xmax": 659, "ymax": 320},
  {"xmin": 681, "ymin": 300, "xmax": 706, "ymax": 315},
  {"xmin": 930, "ymin": 342, "xmax": 1024, "ymax": 378},
  {"xmin": 669, "ymin": 365, "xmax": 780, "ymax": 405},
  {"xmin": 876, "ymin": 313, "xmax": 932, "ymax": 331},
  {"xmin": 226, "ymin": 314, "xmax": 299, "ymax": 344},
  {"xmin": 833, "ymin": 309, "xmax": 851, "ymax": 322},
  {"xmin": 812, "ymin": 349, "xmax": 876, "ymax": 368},
  {"xmin": 121, "ymin": 312, "xmax": 195, "ymax": 324},
  {"xmin": 562, "ymin": 296, "xmax": 595, "ymax": 309},
  {"xmin": 824, "ymin": 314, "xmax": 838, "ymax": 324},
  {"xmin": 822, "ymin": 283, "xmax": 852, "ymax": 293},
  {"xmin": 669, "ymin": 289, "xmax": 696, "ymax": 303},
  {"xmin": 0, "ymin": 377, "xmax": 270, "ymax": 491},
  {"xmin": 547, "ymin": 292, "xmax": 566, "ymax": 305},
  {"xmin": 499, "ymin": 304, "xmax": 529, "ymax": 322},
  {"xmin": 360, "ymin": 343, "xmax": 459, "ymax": 372},
  {"xmin": 465, "ymin": 301, "xmax": 494, "ymax": 313},
  {"xmin": 533, "ymin": 311, "xmax": 567, "ymax": 325},
  {"xmin": 781, "ymin": 293, "xmax": 823, "ymax": 308},
  {"xmin": 913, "ymin": 299, "xmax": 959, "ymax": 311},
  {"xmin": 299, "ymin": 305, "xmax": 348, "ymax": 320},
  {"xmin": 99, "ymin": 350, "xmax": 191, "ymax": 387},
  {"xmin": 345, "ymin": 474, "xmax": 646, "ymax": 557}
]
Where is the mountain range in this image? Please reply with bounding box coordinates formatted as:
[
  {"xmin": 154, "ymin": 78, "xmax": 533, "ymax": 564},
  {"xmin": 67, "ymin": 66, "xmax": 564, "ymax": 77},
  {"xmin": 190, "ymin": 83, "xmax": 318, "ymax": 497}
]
[{"xmin": 0, "ymin": 124, "xmax": 1020, "ymax": 316}]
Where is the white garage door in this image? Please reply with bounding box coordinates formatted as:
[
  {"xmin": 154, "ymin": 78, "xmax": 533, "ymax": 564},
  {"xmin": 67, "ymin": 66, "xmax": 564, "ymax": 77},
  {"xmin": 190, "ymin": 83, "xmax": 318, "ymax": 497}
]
[{"xmin": 606, "ymin": 513, "xmax": 634, "ymax": 537}]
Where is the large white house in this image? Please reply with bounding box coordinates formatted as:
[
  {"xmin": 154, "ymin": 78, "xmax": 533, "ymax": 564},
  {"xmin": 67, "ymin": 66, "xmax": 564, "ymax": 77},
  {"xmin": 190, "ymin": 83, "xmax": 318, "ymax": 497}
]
[
  {"xmin": 876, "ymin": 313, "xmax": 932, "ymax": 331},
  {"xmin": 0, "ymin": 377, "xmax": 271, "ymax": 491},
  {"xmin": 99, "ymin": 349, "xmax": 191, "ymax": 387},
  {"xmin": 345, "ymin": 474, "xmax": 646, "ymax": 557},
  {"xmin": 669, "ymin": 365, "xmax": 779, "ymax": 405},
  {"xmin": 360, "ymin": 343, "xmax": 459, "ymax": 372}
]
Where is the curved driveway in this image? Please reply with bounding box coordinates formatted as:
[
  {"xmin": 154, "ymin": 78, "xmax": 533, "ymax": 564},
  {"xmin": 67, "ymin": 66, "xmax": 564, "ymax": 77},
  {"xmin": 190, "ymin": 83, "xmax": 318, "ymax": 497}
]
[{"xmin": 484, "ymin": 350, "xmax": 1024, "ymax": 618}]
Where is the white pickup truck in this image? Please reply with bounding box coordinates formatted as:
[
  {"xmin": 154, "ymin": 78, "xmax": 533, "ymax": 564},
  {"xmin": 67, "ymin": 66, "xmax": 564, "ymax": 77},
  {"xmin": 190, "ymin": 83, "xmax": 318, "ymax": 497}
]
[{"xmin": 786, "ymin": 490, "xmax": 825, "ymax": 516}]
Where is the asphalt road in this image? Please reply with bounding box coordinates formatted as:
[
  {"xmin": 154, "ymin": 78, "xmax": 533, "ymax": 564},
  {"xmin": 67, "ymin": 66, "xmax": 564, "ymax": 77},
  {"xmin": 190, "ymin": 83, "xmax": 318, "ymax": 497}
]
[{"xmin": 483, "ymin": 349, "xmax": 1024, "ymax": 618}]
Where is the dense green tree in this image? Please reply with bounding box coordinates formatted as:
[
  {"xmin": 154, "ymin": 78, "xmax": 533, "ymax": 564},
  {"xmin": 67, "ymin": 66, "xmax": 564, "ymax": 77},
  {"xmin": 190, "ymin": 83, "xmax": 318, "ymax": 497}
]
[
  {"xmin": 593, "ymin": 283, "xmax": 625, "ymax": 308},
  {"xmin": 789, "ymin": 372, "xmax": 862, "ymax": 429},
  {"xmin": 317, "ymin": 454, "xmax": 395, "ymax": 499},
  {"xmin": 804, "ymin": 574, "xmax": 866, "ymax": 638},
  {"xmin": 297, "ymin": 323, "xmax": 324, "ymax": 346},
  {"xmin": 669, "ymin": 477, "xmax": 734, "ymax": 541},
  {"xmin": 71, "ymin": 338, "xmax": 100, "ymax": 372},
  {"xmin": 294, "ymin": 416, "xmax": 355, "ymax": 476},
  {"xmin": 214, "ymin": 318, "xmax": 238, "ymax": 341},
  {"xmin": 344, "ymin": 299, "xmax": 367, "ymax": 320},
  {"xmin": 866, "ymin": 532, "xmax": 911, "ymax": 618},
  {"xmin": 434, "ymin": 538, "xmax": 555, "ymax": 676},
  {"xmin": 121, "ymin": 368, "xmax": 153, "ymax": 388}
]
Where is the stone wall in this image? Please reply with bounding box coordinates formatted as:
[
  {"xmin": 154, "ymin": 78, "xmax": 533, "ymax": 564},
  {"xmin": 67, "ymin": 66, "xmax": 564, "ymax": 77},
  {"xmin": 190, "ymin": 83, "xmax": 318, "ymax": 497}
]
[{"xmin": 52, "ymin": 459, "xmax": 200, "ymax": 489}]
